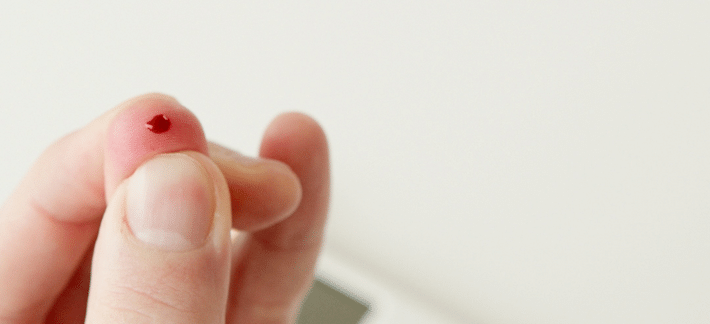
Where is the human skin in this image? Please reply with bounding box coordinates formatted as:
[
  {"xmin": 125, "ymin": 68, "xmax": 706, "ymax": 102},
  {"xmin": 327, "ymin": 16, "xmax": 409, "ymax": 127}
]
[{"xmin": 0, "ymin": 93, "xmax": 330, "ymax": 323}]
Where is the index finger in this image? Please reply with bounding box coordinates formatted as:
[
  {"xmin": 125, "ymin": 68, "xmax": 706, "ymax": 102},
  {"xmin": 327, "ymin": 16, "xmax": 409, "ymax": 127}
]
[{"xmin": 0, "ymin": 93, "xmax": 208, "ymax": 322}]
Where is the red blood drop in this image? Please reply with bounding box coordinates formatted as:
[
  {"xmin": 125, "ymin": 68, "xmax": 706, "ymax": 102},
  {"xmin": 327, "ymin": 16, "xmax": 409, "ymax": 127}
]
[{"xmin": 146, "ymin": 114, "xmax": 171, "ymax": 133}]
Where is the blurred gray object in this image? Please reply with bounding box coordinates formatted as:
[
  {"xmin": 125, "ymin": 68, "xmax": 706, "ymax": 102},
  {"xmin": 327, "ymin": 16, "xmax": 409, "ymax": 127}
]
[{"xmin": 297, "ymin": 278, "xmax": 369, "ymax": 324}]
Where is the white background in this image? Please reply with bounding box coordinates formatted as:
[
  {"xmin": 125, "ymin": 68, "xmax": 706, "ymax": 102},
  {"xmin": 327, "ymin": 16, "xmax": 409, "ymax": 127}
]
[{"xmin": 1, "ymin": 2, "xmax": 709, "ymax": 323}]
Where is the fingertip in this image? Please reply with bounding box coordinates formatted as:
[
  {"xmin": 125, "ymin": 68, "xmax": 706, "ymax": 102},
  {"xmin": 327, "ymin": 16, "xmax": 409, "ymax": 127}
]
[
  {"xmin": 269, "ymin": 160, "xmax": 304, "ymax": 223},
  {"xmin": 232, "ymin": 161, "xmax": 303, "ymax": 231},
  {"xmin": 104, "ymin": 95, "xmax": 208, "ymax": 198},
  {"xmin": 208, "ymin": 142, "xmax": 302, "ymax": 231},
  {"xmin": 259, "ymin": 112, "xmax": 329, "ymax": 170}
]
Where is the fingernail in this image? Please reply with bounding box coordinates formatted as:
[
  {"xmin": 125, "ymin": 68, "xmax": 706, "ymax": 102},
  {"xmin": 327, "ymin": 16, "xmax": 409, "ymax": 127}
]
[{"xmin": 126, "ymin": 153, "xmax": 214, "ymax": 251}]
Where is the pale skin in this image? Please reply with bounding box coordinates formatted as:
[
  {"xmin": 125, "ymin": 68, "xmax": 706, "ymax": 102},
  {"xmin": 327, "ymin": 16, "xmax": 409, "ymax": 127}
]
[{"xmin": 0, "ymin": 93, "xmax": 330, "ymax": 323}]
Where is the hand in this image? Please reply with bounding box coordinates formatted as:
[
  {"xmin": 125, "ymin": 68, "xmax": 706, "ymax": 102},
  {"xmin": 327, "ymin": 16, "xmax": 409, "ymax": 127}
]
[{"xmin": 0, "ymin": 93, "xmax": 330, "ymax": 323}]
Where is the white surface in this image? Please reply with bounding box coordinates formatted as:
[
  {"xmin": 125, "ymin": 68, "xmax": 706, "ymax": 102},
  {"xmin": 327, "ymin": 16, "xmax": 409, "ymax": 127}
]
[{"xmin": 1, "ymin": 2, "xmax": 710, "ymax": 323}]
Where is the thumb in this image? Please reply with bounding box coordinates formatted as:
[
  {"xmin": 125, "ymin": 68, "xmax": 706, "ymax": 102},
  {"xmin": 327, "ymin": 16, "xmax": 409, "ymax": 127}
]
[{"xmin": 85, "ymin": 152, "xmax": 232, "ymax": 323}]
